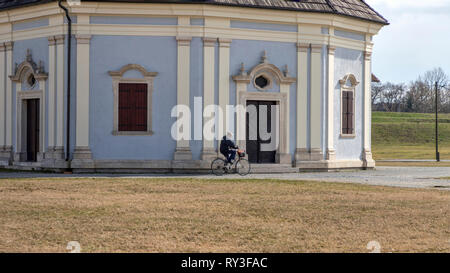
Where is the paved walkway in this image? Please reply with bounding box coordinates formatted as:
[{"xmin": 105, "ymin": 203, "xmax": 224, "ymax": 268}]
[
  {"xmin": 378, "ymin": 159, "xmax": 450, "ymax": 162},
  {"xmin": 1, "ymin": 166, "xmax": 449, "ymax": 190}
]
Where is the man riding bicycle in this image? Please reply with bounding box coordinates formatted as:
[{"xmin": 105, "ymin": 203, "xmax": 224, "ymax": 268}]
[{"xmin": 220, "ymin": 132, "xmax": 238, "ymax": 167}]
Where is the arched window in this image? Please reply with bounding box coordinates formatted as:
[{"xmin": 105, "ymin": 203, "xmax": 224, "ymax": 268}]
[{"xmin": 339, "ymin": 74, "xmax": 359, "ymax": 137}]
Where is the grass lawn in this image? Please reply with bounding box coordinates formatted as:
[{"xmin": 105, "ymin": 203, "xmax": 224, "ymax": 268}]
[
  {"xmin": 376, "ymin": 161, "xmax": 450, "ymax": 167},
  {"xmin": 372, "ymin": 112, "xmax": 450, "ymax": 160},
  {"xmin": 0, "ymin": 178, "xmax": 448, "ymax": 253}
]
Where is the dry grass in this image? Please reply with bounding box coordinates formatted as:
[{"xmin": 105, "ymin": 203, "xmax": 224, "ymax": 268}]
[
  {"xmin": 0, "ymin": 178, "xmax": 449, "ymax": 253},
  {"xmin": 372, "ymin": 144, "xmax": 450, "ymax": 160},
  {"xmin": 376, "ymin": 161, "xmax": 450, "ymax": 167}
]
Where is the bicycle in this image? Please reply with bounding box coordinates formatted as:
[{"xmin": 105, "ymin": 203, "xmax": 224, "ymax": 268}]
[{"xmin": 211, "ymin": 149, "xmax": 251, "ymax": 176}]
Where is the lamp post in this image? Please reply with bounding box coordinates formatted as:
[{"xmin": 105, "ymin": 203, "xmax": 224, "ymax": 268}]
[{"xmin": 435, "ymin": 81, "xmax": 440, "ymax": 162}]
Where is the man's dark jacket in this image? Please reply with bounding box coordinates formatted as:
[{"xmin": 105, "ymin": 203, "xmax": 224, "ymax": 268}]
[{"xmin": 220, "ymin": 136, "xmax": 238, "ymax": 154}]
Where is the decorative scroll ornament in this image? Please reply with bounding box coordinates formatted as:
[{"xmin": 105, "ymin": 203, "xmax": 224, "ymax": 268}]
[
  {"xmin": 233, "ymin": 51, "xmax": 296, "ymax": 86},
  {"xmin": 10, "ymin": 49, "xmax": 47, "ymax": 82}
]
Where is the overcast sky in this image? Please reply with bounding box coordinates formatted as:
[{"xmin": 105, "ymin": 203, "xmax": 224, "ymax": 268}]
[{"xmin": 365, "ymin": 0, "xmax": 450, "ymax": 84}]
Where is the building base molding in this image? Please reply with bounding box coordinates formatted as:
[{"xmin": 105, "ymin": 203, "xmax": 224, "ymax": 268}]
[
  {"xmin": 73, "ymin": 146, "xmax": 93, "ymax": 159},
  {"xmin": 298, "ymin": 160, "xmax": 372, "ymax": 172},
  {"xmin": 0, "ymin": 146, "xmax": 13, "ymax": 166},
  {"xmin": 295, "ymin": 148, "xmax": 310, "ymax": 163},
  {"xmin": 44, "ymin": 147, "xmax": 65, "ymax": 160},
  {"xmin": 1, "ymin": 157, "xmax": 373, "ymax": 173},
  {"xmin": 71, "ymin": 146, "xmax": 94, "ymax": 169},
  {"xmin": 295, "ymin": 148, "xmax": 324, "ymax": 166},
  {"xmin": 310, "ymin": 148, "xmax": 324, "ymax": 161},
  {"xmin": 41, "ymin": 147, "xmax": 69, "ymax": 169},
  {"xmin": 276, "ymin": 153, "xmax": 292, "ymax": 165},
  {"xmin": 201, "ymin": 147, "xmax": 217, "ymax": 161},
  {"xmin": 173, "ymin": 147, "xmax": 192, "ymax": 161},
  {"xmin": 362, "ymin": 149, "xmax": 376, "ymax": 169},
  {"xmin": 326, "ymin": 148, "xmax": 336, "ymax": 161}
]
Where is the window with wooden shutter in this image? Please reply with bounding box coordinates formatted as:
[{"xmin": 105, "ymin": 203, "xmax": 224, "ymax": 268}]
[
  {"xmin": 118, "ymin": 83, "xmax": 148, "ymax": 132},
  {"xmin": 342, "ymin": 90, "xmax": 354, "ymax": 135},
  {"xmin": 339, "ymin": 74, "xmax": 359, "ymax": 137}
]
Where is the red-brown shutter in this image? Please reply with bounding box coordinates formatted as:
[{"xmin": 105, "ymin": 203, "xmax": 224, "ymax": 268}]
[
  {"xmin": 119, "ymin": 83, "xmax": 131, "ymax": 131},
  {"xmin": 133, "ymin": 83, "xmax": 148, "ymax": 131},
  {"xmin": 342, "ymin": 91, "xmax": 348, "ymax": 134},
  {"xmin": 118, "ymin": 83, "xmax": 148, "ymax": 132},
  {"xmin": 347, "ymin": 91, "xmax": 354, "ymax": 134}
]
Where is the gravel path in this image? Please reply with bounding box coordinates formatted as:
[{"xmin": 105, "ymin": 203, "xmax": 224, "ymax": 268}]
[{"xmin": 1, "ymin": 166, "xmax": 449, "ymax": 190}]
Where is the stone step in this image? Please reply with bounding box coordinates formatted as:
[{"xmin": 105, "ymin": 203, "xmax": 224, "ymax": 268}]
[
  {"xmin": 11, "ymin": 162, "xmax": 42, "ymax": 171},
  {"xmin": 249, "ymin": 163, "xmax": 298, "ymax": 174}
]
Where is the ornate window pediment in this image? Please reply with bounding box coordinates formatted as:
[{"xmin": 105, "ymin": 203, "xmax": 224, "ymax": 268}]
[
  {"xmin": 233, "ymin": 51, "xmax": 296, "ymax": 90},
  {"xmin": 339, "ymin": 74, "xmax": 359, "ymax": 88},
  {"xmin": 10, "ymin": 49, "xmax": 47, "ymax": 84},
  {"xmin": 108, "ymin": 64, "xmax": 158, "ymax": 78}
]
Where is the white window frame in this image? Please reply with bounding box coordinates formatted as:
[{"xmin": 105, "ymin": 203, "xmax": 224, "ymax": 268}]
[
  {"xmin": 108, "ymin": 64, "xmax": 158, "ymax": 136},
  {"xmin": 339, "ymin": 74, "xmax": 359, "ymax": 138}
]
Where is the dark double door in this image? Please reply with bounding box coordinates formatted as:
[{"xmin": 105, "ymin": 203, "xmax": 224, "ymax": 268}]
[
  {"xmin": 246, "ymin": 100, "xmax": 276, "ymax": 164},
  {"xmin": 26, "ymin": 99, "xmax": 40, "ymax": 162}
]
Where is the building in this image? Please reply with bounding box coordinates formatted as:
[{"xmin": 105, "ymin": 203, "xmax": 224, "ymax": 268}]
[{"xmin": 0, "ymin": 0, "xmax": 388, "ymax": 173}]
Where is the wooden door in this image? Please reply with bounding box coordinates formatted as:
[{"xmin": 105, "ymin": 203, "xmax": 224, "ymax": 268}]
[
  {"xmin": 246, "ymin": 100, "xmax": 276, "ymax": 164},
  {"xmin": 26, "ymin": 99, "xmax": 40, "ymax": 162}
]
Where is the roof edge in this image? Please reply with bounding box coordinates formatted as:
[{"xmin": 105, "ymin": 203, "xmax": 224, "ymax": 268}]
[{"xmin": 0, "ymin": 0, "xmax": 389, "ymax": 25}]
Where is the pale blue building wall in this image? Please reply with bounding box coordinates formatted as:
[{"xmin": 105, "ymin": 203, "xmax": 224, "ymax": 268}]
[
  {"xmin": 90, "ymin": 16, "xmax": 177, "ymax": 25},
  {"xmin": 89, "ymin": 35, "xmax": 177, "ymax": 160},
  {"xmin": 333, "ymin": 47, "xmax": 364, "ymax": 160},
  {"xmin": 231, "ymin": 20, "xmax": 298, "ymax": 33},
  {"xmin": 229, "ymin": 39, "xmax": 297, "ymax": 159},
  {"xmin": 334, "ymin": 29, "xmax": 365, "ymax": 41},
  {"xmin": 12, "ymin": 18, "xmax": 49, "ymax": 31}
]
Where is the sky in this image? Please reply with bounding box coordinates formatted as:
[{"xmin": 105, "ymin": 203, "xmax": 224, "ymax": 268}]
[{"xmin": 365, "ymin": 0, "xmax": 450, "ymax": 84}]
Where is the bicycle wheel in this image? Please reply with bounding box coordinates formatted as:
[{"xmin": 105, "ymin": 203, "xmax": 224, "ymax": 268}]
[
  {"xmin": 235, "ymin": 158, "xmax": 251, "ymax": 176},
  {"xmin": 211, "ymin": 158, "xmax": 226, "ymax": 176}
]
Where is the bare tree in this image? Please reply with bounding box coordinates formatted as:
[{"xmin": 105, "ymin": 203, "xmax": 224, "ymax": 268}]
[
  {"xmin": 371, "ymin": 82, "xmax": 384, "ymax": 106},
  {"xmin": 406, "ymin": 79, "xmax": 433, "ymax": 112},
  {"xmin": 422, "ymin": 67, "xmax": 449, "ymax": 90},
  {"xmin": 420, "ymin": 68, "xmax": 449, "ymax": 112},
  {"xmin": 380, "ymin": 82, "xmax": 406, "ymax": 112},
  {"xmin": 372, "ymin": 67, "xmax": 450, "ymax": 113}
]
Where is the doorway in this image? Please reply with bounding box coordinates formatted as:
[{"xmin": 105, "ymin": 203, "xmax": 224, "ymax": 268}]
[
  {"xmin": 246, "ymin": 100, "xmax": 277, "ymax": 164},
  {"xmin": 26, "ymin": 99, "xmax": 40, "ymax": 162}
]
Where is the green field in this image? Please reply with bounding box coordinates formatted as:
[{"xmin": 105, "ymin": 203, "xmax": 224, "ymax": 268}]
[{"xmin": 372, "ymin": 112, "xmax": 450, "ymax": 160}]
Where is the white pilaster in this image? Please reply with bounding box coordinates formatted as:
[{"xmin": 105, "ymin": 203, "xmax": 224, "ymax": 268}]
[
  {"xmin": 0, "ymin": 43, "xmax": 5, "ymax": 151},
  {"xmin": 201, "ymin": 37, "xmax": 217, "ymax": 160},
  {"xmin": 326, "ymin": 46, "xmax": 336, "ymax": 161},
  {"xmin": 218, "ymin": 38, "xmax": 231, "ymax": 147},
  {"xmin": 72, "ymin": 34, "xmax": 92, "ymax": 162},
  {"xmin": 363, "ymin": 51, "xmax": 375, "ymax": 168},
  {"xmin": 279, "ymin": 81, "xmax": 291, "ymax": 164},
  {"xmin": 47, "ymin": 37, "xmax": 56, "ymax": 156},
  {"xmin": 235, "ymin": 80, "xmax": 247, "ymax": 149},
  {"xmin": 173, "ymin": 36, "xmax": 193, "ymax": 161},
  {"xmin": 295, "ymin": 43, "xmax": 309, "ymax": 163},
  {"xmin": 310, "ymin": 44, "xmax": 323, "ymax": 161},
  {"xmin": 4, "ymin": 41, "xmax": 13, "ymax": 160},
  {"xmin": 55, "ymin": 35, "xmax": 65, "ymax": 159}
]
